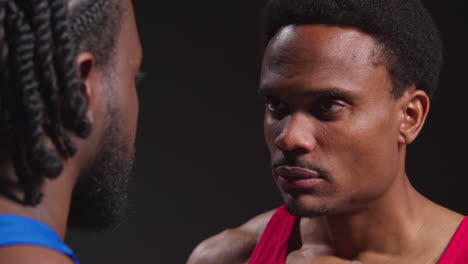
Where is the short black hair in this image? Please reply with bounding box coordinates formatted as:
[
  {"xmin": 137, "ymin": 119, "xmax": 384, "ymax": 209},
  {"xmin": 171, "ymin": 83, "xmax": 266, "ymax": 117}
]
[
  {"xmin": 0, "ymin": 0, "xmax": 124, "ymax": 206},
  {"xmin": 261, "ymin": 0, "xmax": 443, "ymax": 98}
]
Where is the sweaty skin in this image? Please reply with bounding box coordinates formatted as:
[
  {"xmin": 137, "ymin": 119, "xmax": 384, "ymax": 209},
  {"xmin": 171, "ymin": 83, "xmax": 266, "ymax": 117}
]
[{"xmin": 187, "ymin": 25, "xmax": 463, "ymax": 264}]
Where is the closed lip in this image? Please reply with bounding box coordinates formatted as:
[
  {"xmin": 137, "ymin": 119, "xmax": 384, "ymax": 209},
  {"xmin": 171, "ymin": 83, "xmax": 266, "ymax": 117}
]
[{"xmin": 274, "ymin": 166, "xmax": 321, "ymax": 180}]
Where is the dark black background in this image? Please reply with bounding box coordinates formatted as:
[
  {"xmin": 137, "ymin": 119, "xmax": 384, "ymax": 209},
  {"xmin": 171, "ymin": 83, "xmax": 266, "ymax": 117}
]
[{"xmin": 66, "ymin": 1, "xmax": 468, "ymax": 263}]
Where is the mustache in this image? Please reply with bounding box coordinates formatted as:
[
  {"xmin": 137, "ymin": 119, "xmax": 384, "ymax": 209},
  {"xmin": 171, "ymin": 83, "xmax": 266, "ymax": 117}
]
[{"xmin": 272, "ymin": 158, "xmax": 331, "ymax": 180}]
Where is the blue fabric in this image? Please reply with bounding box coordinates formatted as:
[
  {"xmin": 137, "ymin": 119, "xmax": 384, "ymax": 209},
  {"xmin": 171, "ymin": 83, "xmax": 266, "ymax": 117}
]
[{"xmin": 0, "ymin": 214, "xmax": 79, "ymax": 264}]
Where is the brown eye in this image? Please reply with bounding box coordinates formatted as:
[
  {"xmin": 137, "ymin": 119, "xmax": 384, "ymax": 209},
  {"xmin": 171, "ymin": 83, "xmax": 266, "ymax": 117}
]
[
  {"xmin": 267, "ymin": 97, "xmax": 288, "ymax": 112},
  {"xmin": 311, "ymin": 98, "xmax": 347, "ymax": 121},
  {"xmin": 316, "ymin": 100, "xmax": 345, "ymax": 113}
]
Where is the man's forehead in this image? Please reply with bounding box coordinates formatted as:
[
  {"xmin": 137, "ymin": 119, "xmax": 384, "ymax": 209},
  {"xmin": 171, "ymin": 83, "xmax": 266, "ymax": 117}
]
[
  {"xmin": 265, "ymin": 25, "xmax": 380, "ymax": 69},
  {"xmin": 261, "ymin": 24, "xmax": 393, "ymax": 99}
]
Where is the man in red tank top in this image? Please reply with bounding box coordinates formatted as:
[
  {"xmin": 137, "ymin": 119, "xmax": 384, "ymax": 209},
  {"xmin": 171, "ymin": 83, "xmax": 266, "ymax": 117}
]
[{"xmin": 188, "ymin": 0, "xmax": 467, "ymax": 263}]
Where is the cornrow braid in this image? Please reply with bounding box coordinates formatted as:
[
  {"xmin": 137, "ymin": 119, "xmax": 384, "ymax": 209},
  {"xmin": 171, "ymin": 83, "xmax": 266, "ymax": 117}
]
[
  {"xmin": 0, "ymin": 0, "xmax": 112, "ymax": 206},
  {"xmin": 69, "ymin": 0, "xmax": 109, "ymax": 43}
]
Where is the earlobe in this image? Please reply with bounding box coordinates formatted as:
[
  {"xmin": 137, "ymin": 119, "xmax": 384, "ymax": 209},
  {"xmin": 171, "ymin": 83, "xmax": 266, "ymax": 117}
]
[
  {"xmin": 398, "ymin": 88, "xmax": 430, "ymax": 144},
  {"xmin": 75, "ymin": 52, "xmax": 96, "ymax": 123}
]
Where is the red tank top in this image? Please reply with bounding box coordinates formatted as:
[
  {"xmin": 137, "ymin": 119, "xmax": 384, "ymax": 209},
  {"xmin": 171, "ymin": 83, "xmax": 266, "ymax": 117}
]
[
  {"xmin": 248, "ymin": 206, "xmax": 468, "ymax": 264},
  {"xmin": 248, "ymin": 206, "xmax": 296, "ymax": 264},
  {"xmin": 438, "ymin": 217, "xmax": 468, "ymax": 263}
]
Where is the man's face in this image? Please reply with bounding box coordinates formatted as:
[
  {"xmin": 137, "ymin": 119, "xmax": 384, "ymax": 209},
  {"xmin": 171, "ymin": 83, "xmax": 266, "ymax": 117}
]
[
  {"xmin": 260, "ymin": 25, "xmax": 406, "ymax": 217},
  {"xmin": 69, "ymin": 0, "xmax": 142, "ymax": 230}
]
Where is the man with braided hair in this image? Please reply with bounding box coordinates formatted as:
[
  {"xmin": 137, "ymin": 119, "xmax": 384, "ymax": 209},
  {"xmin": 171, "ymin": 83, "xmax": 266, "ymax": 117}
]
[
  {"xmin": 188, "ymin": 0, "xmax": 467, "ymax": 263},
  {"xmin": 0, "ymin": 0, "xmax": 142, "ymax": 263}
]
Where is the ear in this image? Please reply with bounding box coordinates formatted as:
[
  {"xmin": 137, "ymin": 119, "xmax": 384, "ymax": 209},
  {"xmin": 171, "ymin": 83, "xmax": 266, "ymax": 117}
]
[
  {"xmin": 76, "ymin": 52, "xmax": 97, "ymax": 124},
  {"xmin": 398, "ymin": 87, "xmax": 430, "ymax": 145}
]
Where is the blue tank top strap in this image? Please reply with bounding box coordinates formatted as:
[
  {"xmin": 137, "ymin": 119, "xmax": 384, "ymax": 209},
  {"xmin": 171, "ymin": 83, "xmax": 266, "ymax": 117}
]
[{"xmin": 0, "ymin": 214, "xmax": 79, "ymax": 264}]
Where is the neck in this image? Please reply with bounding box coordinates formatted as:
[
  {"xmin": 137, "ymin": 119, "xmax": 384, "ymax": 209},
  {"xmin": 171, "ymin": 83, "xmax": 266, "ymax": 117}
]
[
  {"xmin": 325, "ymin": 174, "xmax": 429, "ymax": 259},
  {"xmin": 298, "ymin": 150, "xmax": 463, "ymax": 262},
  {"xmin": 0, "ymin": 160, "xmax": 78, "ymax": 240}
]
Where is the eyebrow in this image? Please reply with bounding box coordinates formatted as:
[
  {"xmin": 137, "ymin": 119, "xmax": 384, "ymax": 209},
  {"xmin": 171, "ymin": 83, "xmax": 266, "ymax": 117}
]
[{"xmin": 258, "ymin": 87, "xmax": 360, "ymax": 102}]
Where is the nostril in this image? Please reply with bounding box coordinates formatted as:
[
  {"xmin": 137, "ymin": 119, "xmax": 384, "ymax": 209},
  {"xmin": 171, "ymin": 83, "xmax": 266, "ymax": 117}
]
[
  {"xmin": 274, "ymin": 127, "xmax": 317, "ymax": 153},
  {"xmin": 272, "ymin": 113, "xmax": 316, "ymax": 153},
  {"xmin": 274, "ymin": 130, "xmax": 316, "ymax": 154}
]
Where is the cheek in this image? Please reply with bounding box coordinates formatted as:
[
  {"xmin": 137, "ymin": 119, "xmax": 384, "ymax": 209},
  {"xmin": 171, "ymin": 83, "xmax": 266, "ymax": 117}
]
[
  {"xmin": 113, "ymin": 77, "xmax": 139, "ymax": 140},
  {"xmin": 126, "ymin": 84, "xmax": 139, "ymax": 137},
  {"xmin": 126, "ymin": 82, "xmax": 138, "ymax": 118},
  {"xmin": 264, "ymin": 113, "xmax": 279, "ymax": 153},
  {"xmin": 324, "ymin": 110, "xmax": 400, "ymax": 184}
]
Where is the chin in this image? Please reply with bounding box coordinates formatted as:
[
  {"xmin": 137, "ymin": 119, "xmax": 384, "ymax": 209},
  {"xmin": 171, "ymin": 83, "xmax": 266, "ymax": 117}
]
[{"xmin": 282, "ymin": 192, "xmax": 334, "ymax": 218}]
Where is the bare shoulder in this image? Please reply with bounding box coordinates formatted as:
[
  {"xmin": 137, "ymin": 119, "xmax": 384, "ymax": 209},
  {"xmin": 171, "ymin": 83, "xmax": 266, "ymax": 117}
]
[
  {"xmin": 187, "ymin": 209, "xmax": 277, "ymax": 264},
  {"xmin": 0, "ymin": 245, "xmax": 74, "ymax": 264}
]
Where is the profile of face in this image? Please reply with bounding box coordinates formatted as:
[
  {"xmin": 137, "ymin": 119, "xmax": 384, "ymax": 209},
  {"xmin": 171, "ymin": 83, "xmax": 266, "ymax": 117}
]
[
  {"xmin": 260, "ymin": 25, "xmax": 415, "ymax": 217},
  {"xmin": 68, "ymin": 0, "xmax": 142, "ymax": 230}
]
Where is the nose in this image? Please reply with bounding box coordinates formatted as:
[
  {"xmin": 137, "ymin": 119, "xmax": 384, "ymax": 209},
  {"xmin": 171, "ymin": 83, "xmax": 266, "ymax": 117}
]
[{"xmin": 274, "ymin": 112, "xmax": 317, "ymax": 154}]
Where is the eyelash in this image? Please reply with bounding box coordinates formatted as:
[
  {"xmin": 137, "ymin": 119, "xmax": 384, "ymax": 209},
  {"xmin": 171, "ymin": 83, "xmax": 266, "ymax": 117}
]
[
  {"xmin": 265, "ymin": 97, "xmax": 288, "ymax": 112},
  {"xmin": 263, "ymin": 96, "xmax": 346, "ymax": 119},
  {"xmin": 314, "ymin": 99, "xmax": 345, "ymax": 113}
]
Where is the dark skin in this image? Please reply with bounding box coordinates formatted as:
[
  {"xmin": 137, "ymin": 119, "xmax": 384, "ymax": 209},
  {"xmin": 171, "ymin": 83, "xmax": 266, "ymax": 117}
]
[
  {"xmin": 188, "ymin": 25, "xmax": 463, "ymax": 264},
  {"xmin": 0, "ymin": 0, "xmax": 142, "ymax": 263}
]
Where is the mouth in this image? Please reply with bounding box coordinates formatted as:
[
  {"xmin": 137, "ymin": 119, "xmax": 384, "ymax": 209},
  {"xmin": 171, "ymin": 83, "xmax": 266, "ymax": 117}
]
[{"xmin": 274, "ymin": 166, "xmax": 325, "ymax": 190}]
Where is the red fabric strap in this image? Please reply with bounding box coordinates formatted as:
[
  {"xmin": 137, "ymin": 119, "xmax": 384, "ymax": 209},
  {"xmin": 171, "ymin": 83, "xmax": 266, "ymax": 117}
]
[
  {"xmin": 248, "ymin": 205, "xmax": 297, "ymax": 264},
  {"xmin": 249, "ymin": 209, "xmax": 467, "ymax": 264},
  {"xmin": 438, "ymin": 216, "xmax": 468, "ymax": 264}
]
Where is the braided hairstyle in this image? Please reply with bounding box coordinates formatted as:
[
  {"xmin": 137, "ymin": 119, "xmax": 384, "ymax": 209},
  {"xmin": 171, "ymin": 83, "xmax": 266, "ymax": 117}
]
[{"xmin": 0, "ymin": 0, "xmax": 122, "ymax": 206}]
